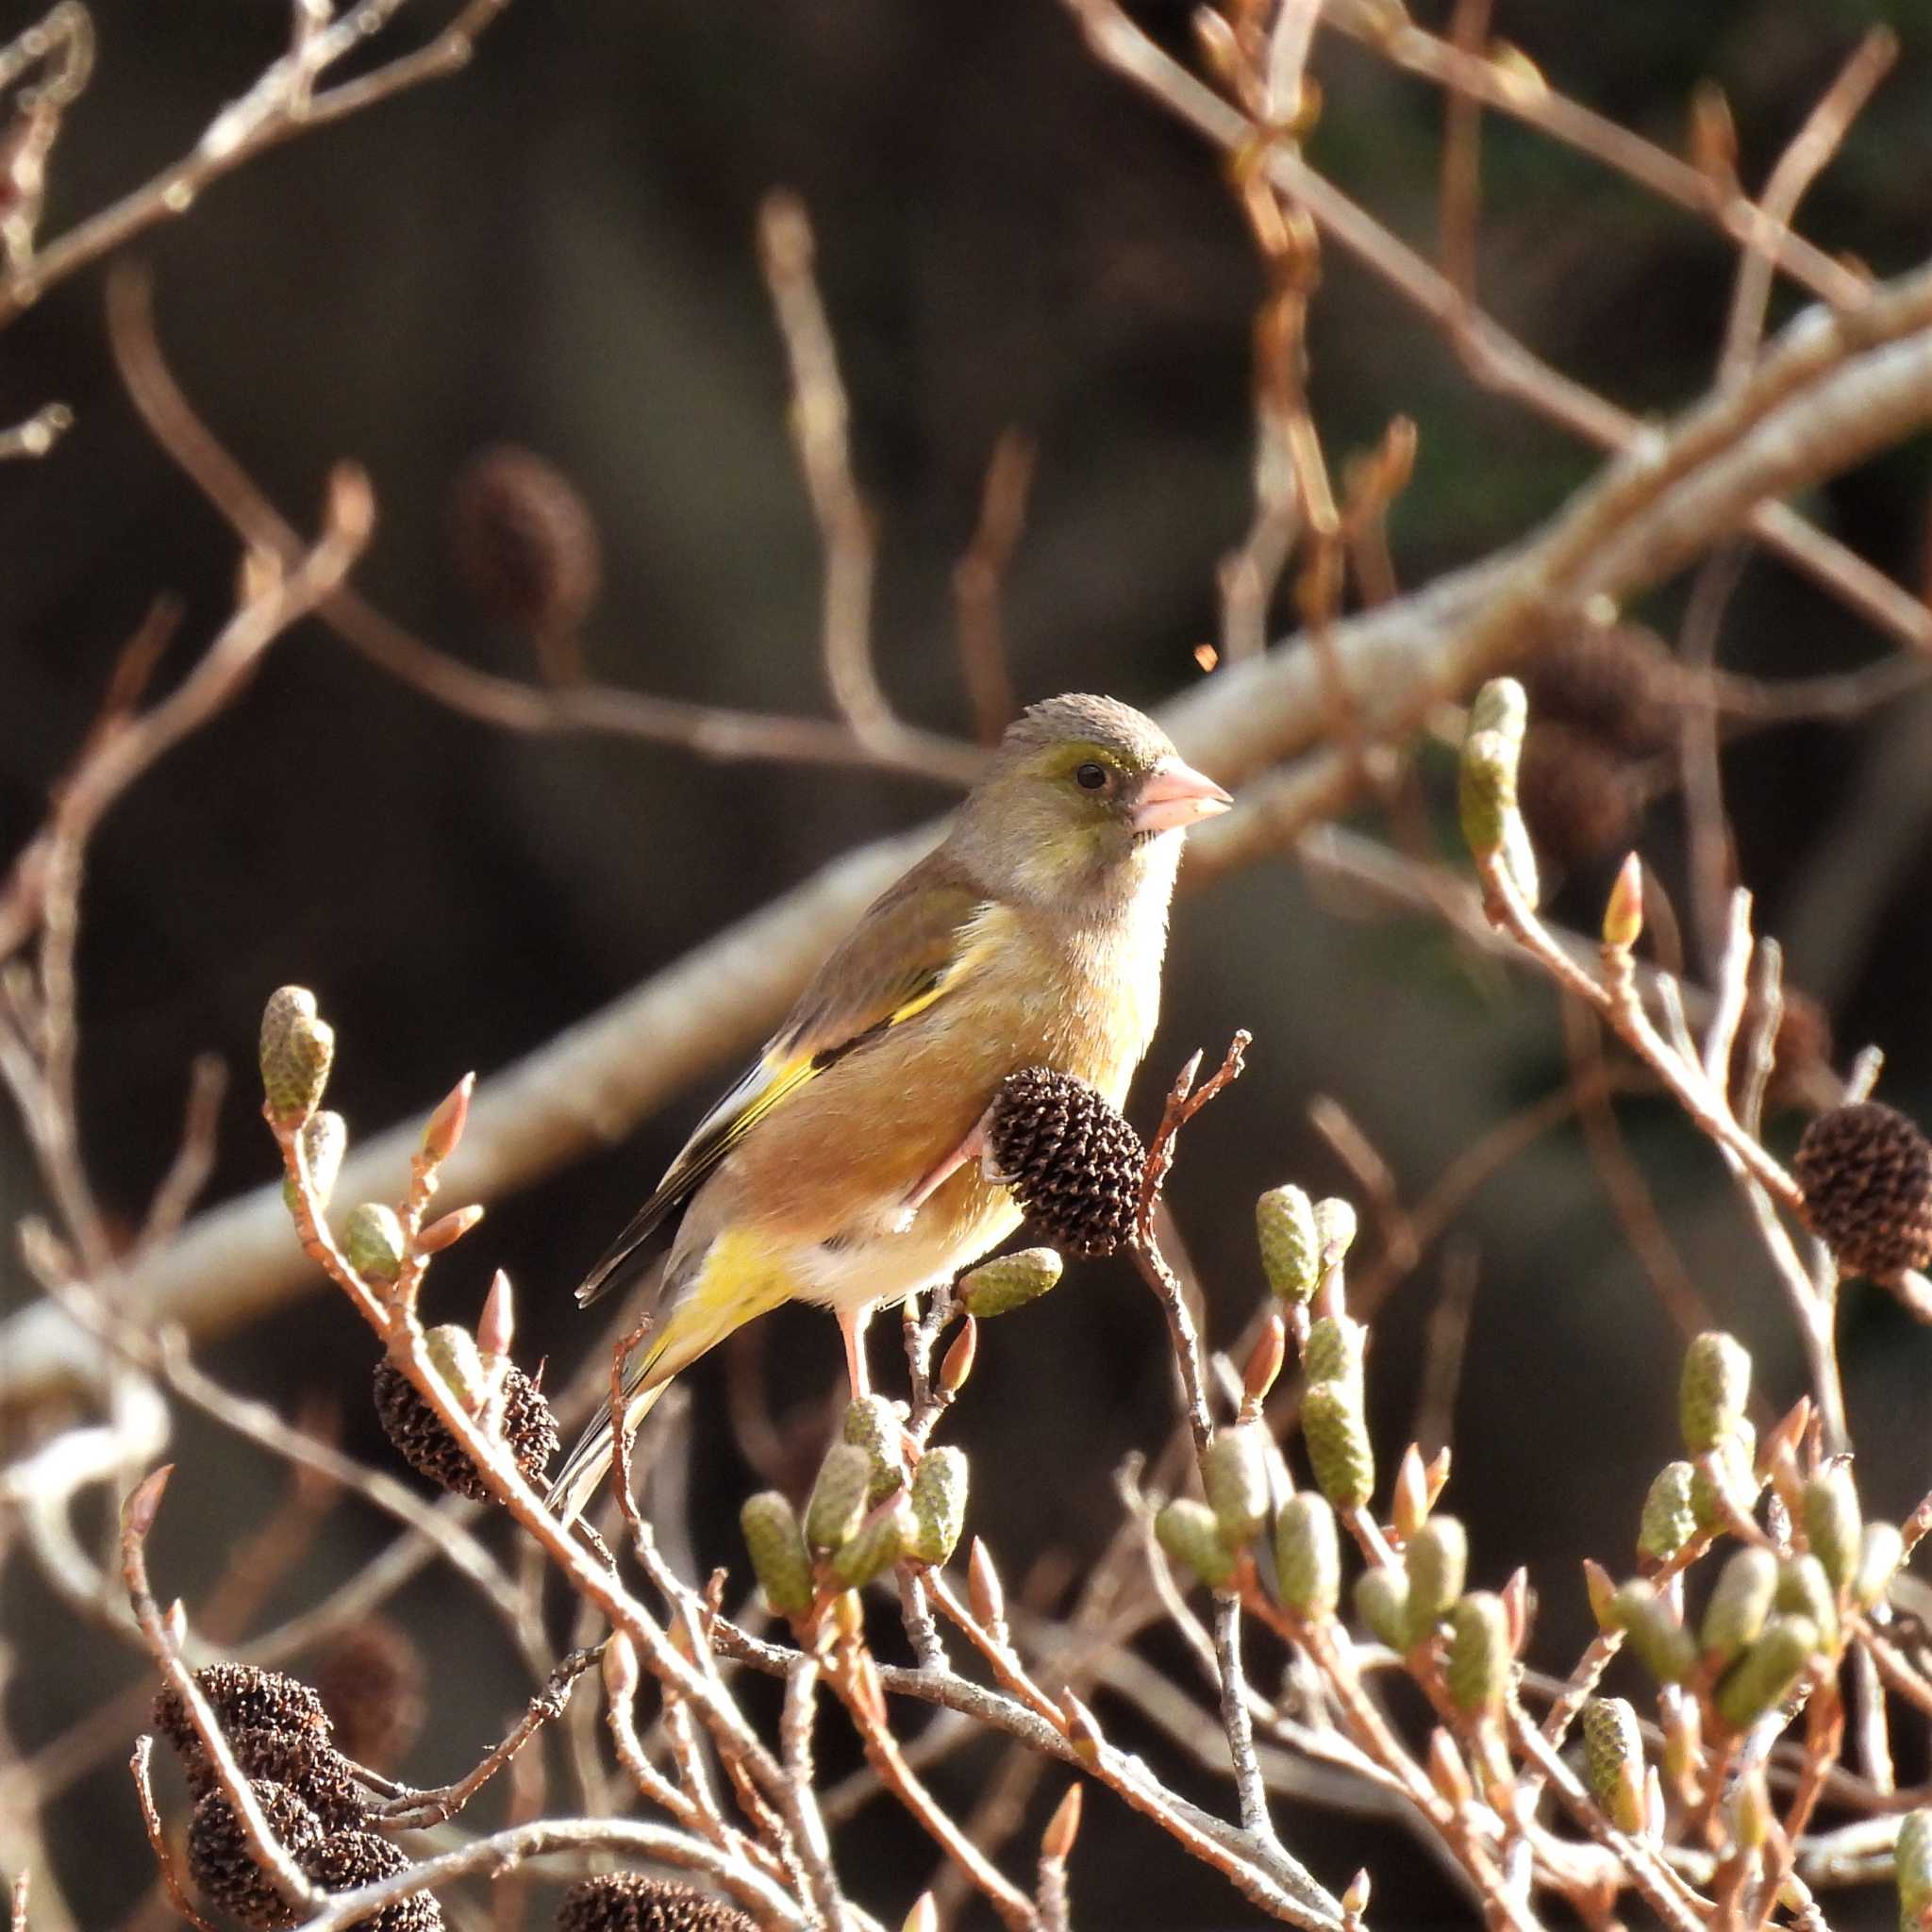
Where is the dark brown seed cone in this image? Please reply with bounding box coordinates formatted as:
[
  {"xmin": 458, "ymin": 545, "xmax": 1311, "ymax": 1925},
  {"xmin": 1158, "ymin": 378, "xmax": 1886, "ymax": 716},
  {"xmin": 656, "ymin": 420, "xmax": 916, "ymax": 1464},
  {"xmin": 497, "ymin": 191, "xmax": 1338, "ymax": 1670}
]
[
  {"xmin": 308, "ymin": 1830, "xmax": 443, "ymax": 1932},
  {"xmin": 155, "ymin": 1665, "xmax": 331, "ymax": 1755},
  {"xmin": 314, "ymin": 1618, "xmax": 426, "ymax": 1772},
  {"xmin": 448, "ymin": 444, "xmax": 601, "ymax": 643},
  {"xmin": 180, "ymin": 1725, "xmax": 367, "ymax": 1831},
  {"xmin": 1515, "ymin": 721, "xmax": 1641, "ymax": 870},
  {"xmin": 986, "ymin": 1067, "xmax": 1145, "ymax": 1259},
  {"xmin": 1523, "ymin": 621, "xmax": 1678, "ymax": 756},
  {"xmin": 555, "ymin": 1874, "xmax": 756, "ymax": 1932},
  {"xmin": 186, "ymin": 1780, "xmax": 325, "ymax": 1929},
  {"xmin": 1795, "ymin": 1101, "xmax": 1932, "ymax": 1278},
  {"xmin": 372, "ymin": 1358, "xmax": 559, "ymax": 1501}
]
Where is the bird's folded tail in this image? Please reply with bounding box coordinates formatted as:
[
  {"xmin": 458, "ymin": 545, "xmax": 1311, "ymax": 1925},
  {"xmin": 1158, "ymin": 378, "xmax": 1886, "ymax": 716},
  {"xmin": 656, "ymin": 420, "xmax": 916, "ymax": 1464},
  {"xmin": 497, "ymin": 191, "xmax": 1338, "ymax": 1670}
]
[
  {"xmin": 546, "ymin": 1230, "xmax": 800, "ymax": 1526},
  {"xmin": 545, "ymin": 1374, "xmax": 673, "ymax": 1527}
]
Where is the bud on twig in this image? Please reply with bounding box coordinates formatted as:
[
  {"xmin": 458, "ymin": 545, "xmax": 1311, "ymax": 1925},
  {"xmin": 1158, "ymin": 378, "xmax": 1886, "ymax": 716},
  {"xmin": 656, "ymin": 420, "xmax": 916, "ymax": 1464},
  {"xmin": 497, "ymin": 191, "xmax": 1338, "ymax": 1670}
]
[
  {"xmin": 1444, "ymin": 1592, "xmax": 1511, "ymax": 1717},
  {"xmin": 1304, "ymin": 1315, "xmax": 1365, "ymax": 1391},
  {"xmin": 1060, "ymin": 1692, "xmax": 1104, "ymax": 1765},
  {"xmin": 1302, "ymin": 1381, "xmax": 1374, "ymax": 1509},
  {"xmin": 1041, "ymin": 1782, "xmax": 1083, "ymax": 1861},
  {"xmin": 1404, "ymin": 1516, "xmax": 1468, "ymax": 1647},
  {"xmin": 1602, "ymin": 853, "xmax": 1644, "ymax": 951},
  {"xmin": 1203, "ymin": 1425, "xmax": 1271, "ymax": 1547},
  {"xmin": 1701, "ymin": 1547, "xmax": 1778, "ymax": 1665},
  {"xmin": 907, "ymin": 1447, "xmax": 969, "ymax": 1567},
  {"xmin": 1612, "ymin": 1580, "xmax": 1696, "ymax": 1685},
  {"xmin": 260, "ymin": 986, "xmax": 334, "ymax": 1125},
  {"xmin": 939, "ymin": 1316, "xmax": 978, "ymax": 1398},
  {"xmin": 1392, "ymin": 1442, "xmax": 1430, "ymax": 1540},
  {"xmin": 841, "ymin": 1397, "xmax": 908, "ymax": 1506},
  {"xmin": 1314, "ymin": 1197, "xmax": 1358, "ymax": 1271},
  {"xmin": 740, "ymin": 1492, "xmax": 815, "ymax": 1619},
  {"xmin": 1582, "ymin": 1698, "xmax": 1646, "ymax": 1834},
  {"xmin": 1804, "ymin": 1463, "xmax": 1862, "ymax": 1594},
  {"xmin": 1274, "ymin": 1492, "xmax": 1341, "ymax": 1619},
  {"xmin": 1257, "ymin": 1185, "xmax": 1320, "ymax": 1304},
  {"xmin": 476, "ymin": 1270, "xmax": 515, "ymax": 1361},
  {"xmin": 284, "ymin": 1110, "xmax": 346, "ymax": 1214},
  {"xmin": 1242, "ymin": 1314, "xmax": 1287, "ymax": 1411},
  {"xmin": 1354, "ymin": 1566, "xmax": 1410, "ymax": 1651},
  {"xmin": 831, "ymin": 1495, "xmax": 912, "ymax": 1590},
  {"xmin": 341, "ymin": 1202, "xmax": 405, "ymax": 1283},
  {"xmin": 1680, "ymin": 1332, "xmax": 1752, "ymax": 1455},
  {"xmin": 417, "ymin": 1205, "xmax": 485, "ymax": 1256},
  {"xmin": 1775, "ymin": 1555, "xmax": 1840, "ymax": 1656},
  {"xmin": 969, "ymin": 1539, "xmax": 1008, "ymax": 1637},
  {"xmin": 1583, "ymin": 1558, "xmax": 1619, "ymax": 1633},
  {"xmin": 1459, "ymin": 677, "xmax": 1539, "ymax": 906},
  {"xmin": 1690, "ymin": 1424, "xmax": 1758, "ymax": 1530},
  {"xmin": 1714, "ymin": 1614, "xmax": 1817, "ymax": 1729},
  {"xmin": 901, "ymin": 1896, "xmax": 939, "ymax": 1932},
  {"xmin": 1156, "ymin": 1499, "xmax": 1238, "ymax": 1591},
  {"xmin": 1341, "ymin": 1870, "xmax": 1371, "ymax": 1927},
  {"xmin": 806, "ymin": 1444, "xmax": 874, "ymax": 1552},
  {"xmin": 958, "ymin": 1246, "xmax": 1063, "ymax": 1318},
  {"xmin": 1639, "ymin": 1461, "xmax": 1699, "ymax": 1563},
  {"xmin": 420, "ymin": 1073, "xmax": 474, "ymax": 1166}
]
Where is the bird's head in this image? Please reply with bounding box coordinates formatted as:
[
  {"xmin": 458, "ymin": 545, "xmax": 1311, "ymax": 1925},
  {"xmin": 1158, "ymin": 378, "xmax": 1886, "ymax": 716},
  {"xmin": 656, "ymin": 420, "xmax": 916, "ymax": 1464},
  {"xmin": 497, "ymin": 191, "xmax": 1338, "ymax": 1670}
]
[{"xmin": 950, "ymin": 693, "xmax": 1233, "ymax": 910}]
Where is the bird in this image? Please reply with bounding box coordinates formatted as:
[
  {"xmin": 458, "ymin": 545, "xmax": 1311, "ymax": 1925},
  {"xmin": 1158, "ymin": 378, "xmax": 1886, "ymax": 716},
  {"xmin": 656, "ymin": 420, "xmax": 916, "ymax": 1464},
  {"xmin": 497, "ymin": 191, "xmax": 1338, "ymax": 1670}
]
[{"xmin": 545, "ymin": 692, "xmax": 1232, "ymax": 1522}]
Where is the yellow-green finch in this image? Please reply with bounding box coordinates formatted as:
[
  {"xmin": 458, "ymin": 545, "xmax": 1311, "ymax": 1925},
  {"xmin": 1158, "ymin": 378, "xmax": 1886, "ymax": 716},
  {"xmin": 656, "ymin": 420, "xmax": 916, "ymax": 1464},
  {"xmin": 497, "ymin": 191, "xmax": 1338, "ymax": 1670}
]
[{"xmin": 547, "ymin": 693, "xmax": 1230, "ymax": 1521}]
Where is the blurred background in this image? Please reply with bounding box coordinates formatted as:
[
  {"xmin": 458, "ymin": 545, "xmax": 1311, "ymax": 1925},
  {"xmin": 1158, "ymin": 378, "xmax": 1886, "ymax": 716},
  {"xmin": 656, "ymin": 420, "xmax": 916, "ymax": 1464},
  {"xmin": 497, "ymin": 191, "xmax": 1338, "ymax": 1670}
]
[{"xmin": 2, "ymin": 1, "xmax": 1929, "ymax": 1925}]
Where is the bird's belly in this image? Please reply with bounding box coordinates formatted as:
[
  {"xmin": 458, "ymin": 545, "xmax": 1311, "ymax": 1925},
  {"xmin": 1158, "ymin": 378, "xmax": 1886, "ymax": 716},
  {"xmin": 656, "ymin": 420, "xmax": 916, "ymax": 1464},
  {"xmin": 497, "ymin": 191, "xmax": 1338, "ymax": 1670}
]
[{"xmin": 789, "ymin": 1173, "xmax": 1023, "ymax": 1315}]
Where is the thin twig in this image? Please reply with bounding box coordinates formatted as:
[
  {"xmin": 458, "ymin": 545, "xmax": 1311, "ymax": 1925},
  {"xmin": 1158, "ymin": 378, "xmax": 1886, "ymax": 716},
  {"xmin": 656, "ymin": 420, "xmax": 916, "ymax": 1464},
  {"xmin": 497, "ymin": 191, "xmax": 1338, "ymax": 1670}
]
[
  {"xmin": 128, "ymin": 1737, "xmax": 220, "ymax": 1932},
  {"xmin": 378, "ymin": 1647, "xmax": 602, "ymax": 1829},
  {"xmin": 103, "ymin": 263, "xmax": 983, "ymax": 787},
  {"xmin": 0, "ymin": 1, "xmax": 514, "ymax": 326}
]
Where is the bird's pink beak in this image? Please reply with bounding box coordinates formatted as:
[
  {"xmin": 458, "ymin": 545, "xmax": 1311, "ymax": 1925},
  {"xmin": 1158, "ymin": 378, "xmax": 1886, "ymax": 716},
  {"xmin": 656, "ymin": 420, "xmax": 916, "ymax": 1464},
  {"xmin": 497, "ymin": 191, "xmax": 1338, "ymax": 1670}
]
[{"xmin": 1131, "ymin": 756, "xmax": 1234, "ymax": 835}]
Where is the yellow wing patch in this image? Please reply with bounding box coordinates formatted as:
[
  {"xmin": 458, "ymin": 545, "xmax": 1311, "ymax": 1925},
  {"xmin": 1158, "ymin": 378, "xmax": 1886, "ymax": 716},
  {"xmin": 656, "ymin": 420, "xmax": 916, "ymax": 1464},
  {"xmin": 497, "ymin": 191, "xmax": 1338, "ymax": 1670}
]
[{"xmin": 574, "ymin": 927, "xmax": 987, "ymax": 1307}]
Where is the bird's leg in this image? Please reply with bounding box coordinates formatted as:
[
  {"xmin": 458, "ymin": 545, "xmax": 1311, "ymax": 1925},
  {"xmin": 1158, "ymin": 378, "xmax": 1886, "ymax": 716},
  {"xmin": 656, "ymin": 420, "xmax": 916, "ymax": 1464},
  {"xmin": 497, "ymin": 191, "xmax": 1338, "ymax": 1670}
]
[
  {"xmin": 892, "ymin": 1107, "xmax": 998, "ymax": 1232},
  {"xmin": 840, "ymin": 1303, "xmax": 874, "ymax": 1399}
]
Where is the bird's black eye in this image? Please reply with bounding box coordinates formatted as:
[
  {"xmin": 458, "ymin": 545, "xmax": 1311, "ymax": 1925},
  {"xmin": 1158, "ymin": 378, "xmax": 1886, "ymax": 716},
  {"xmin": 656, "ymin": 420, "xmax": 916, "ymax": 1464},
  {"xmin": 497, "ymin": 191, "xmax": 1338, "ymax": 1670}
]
[{"xmin": 1074, "ymin": 761, "xmax": 1108, "ymax": 791}]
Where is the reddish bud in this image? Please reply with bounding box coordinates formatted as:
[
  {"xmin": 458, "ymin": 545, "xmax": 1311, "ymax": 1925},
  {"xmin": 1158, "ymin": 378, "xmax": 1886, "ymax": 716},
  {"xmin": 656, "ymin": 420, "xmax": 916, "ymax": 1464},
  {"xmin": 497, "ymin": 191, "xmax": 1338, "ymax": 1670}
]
[
  {"xmin": 1041, "ymin": 1782, "xmax": 1084, "ymax": 1861},
  {"xmin": 1500, "ymin": 1567, "xmax": 1534, "ymax": 1654},
  {"xmin": 418, "ymin": 1205, "xmax": 485, "ymax": 1256},
  {"xmin": 477, "ymin": 1270, "xmax": 515, "ymax": 1360},
  {"xmin": 1392, "ymin": 1442, "xmax": 1430, "ymax": 1540},
  {"xmin": 1241, "ymin": 1313, "xmax": 1288, "ymax": 1414},
  {"xmin": 969, "ymin": 1539, "xmax": 1008, "ymax": 1636},
  {"xmin": 939, "ymin": 1316, "xmax": 978, "ymax": 1398},
  {"xmin": 421, "ymin": 1073, "xmax": 475, "ymax": 1166},
  {"xmin": 124, "ymin": 1464, "xmax": 174, "ymax": 1539},
  {"xmin": 1060, "ymin": 1692, "xmax": 1104, "ymax": 1765}
]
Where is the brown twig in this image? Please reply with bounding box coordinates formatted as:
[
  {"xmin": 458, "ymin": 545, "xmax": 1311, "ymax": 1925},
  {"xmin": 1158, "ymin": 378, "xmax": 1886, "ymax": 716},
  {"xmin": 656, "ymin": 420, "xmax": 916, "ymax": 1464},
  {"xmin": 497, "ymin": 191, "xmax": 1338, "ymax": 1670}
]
[
  {"xmin": 103, "ymin": 263, "xmax": 982, "ymax": 788},
  {"xmin": 1436, "ymin": 0, "xmax": 1491, "ymax": 305},
  {"xmin": 827, "ymin": 1652, "xmax": 1039, "ymax": 1930},
  {"xmin": 0, "ymin": 1, "xmax": 515, "ymax": 327},
  {"xmin": 120, "ymin": 1469, "xmax": 325, "ymax": 1920},
  {"xmin": 378, "ymin": 1645, "xmax": 601, "ymax": 1829},
  {"xmin": 952, "ymin": 429, "xmax": 1034, "ymax": 744},
  {"xmin": 128, "ymin": 1737, "xmax": 219, "ymax": 1932}
]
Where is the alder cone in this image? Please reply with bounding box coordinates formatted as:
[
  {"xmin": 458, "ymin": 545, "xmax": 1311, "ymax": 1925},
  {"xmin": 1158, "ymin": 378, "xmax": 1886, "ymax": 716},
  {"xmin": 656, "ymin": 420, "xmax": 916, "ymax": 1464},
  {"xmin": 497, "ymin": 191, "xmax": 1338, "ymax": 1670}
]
[
  {"xmin": 1795, "ymin": 1101, "xmax": 1932, "ymax": 1277},
  {"xmin": 986, "ymin": 1066, "xmax": 1145, "ymax": 1258}
]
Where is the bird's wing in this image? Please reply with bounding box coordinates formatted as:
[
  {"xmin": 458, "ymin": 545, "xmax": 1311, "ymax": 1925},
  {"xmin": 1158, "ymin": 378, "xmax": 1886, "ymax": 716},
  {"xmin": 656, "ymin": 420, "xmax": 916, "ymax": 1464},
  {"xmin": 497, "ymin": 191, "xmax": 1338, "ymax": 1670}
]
[{"xmin": 574, "ymin": 858, "xmax": 990, "ymax": 1306}]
